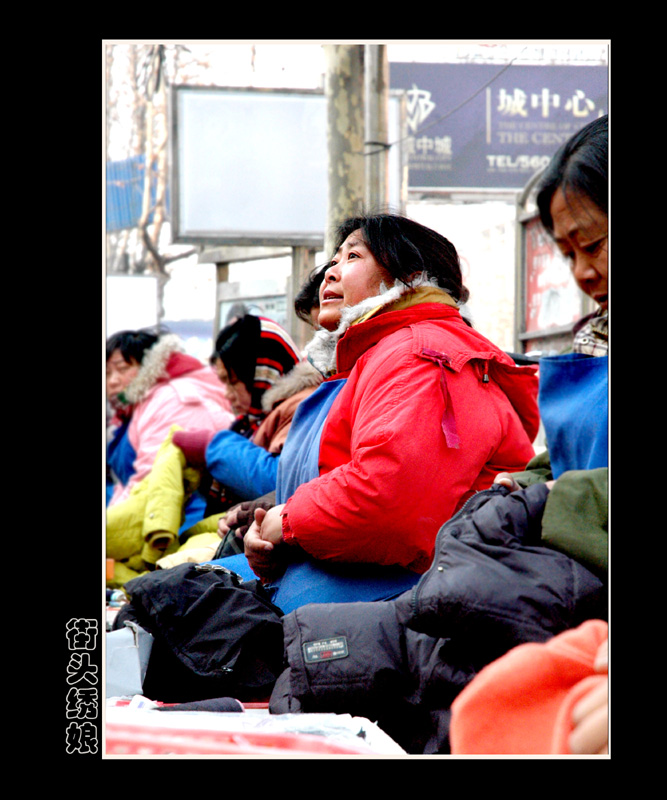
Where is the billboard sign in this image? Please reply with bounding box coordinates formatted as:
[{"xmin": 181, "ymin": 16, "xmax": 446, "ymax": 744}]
[
  {"xmin": 170, "ymin": 86, "xmax": 405, "ymax": 247},
  {"xmin": 390, "ymin": 62, "xmax": 607, "ymax": 190}
]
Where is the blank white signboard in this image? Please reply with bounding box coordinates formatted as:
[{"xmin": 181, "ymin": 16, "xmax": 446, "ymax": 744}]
[{"xmin": 170, "ymin": 86, "xmax": 404, "ymax": 247}]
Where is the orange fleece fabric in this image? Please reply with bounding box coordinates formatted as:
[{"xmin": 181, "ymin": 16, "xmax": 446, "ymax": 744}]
[{"xmin": 450, "ymin": 619, "xmax": 608, "ymax": 755}]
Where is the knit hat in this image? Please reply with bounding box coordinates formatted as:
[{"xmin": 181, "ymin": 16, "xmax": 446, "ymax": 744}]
[{"xmin": 215, "ymin": 315, "xmax": 301, "ymax": 421}]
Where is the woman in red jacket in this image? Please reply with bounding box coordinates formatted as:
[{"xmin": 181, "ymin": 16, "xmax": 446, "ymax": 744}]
[{"xmin": 230, "ymin": 214, "xmax": 540, "ymax": 611}]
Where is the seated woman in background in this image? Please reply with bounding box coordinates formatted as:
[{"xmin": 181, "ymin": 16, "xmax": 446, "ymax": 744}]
[
  {"xmin": 164, "ymin": 314, "xmax": 321, "ymax": 566},
  {"xmin": 211, "ymin": 275, "xmax": 328, "ymax": 555},
  {"xmin": 106, "ymin": 327, "xmax": 234, "ymax": 521},
  {"xmin": 172, "ymin": 314, "xmax": 318, "ymax": 519},
  {"xmin": 215, "ymin": 212, "xmax": 540, "ymax": 612},
  {"xmin": 106, "ymin": 328, "xmax": 235, "ymax": 585},
  {"xmin": 450, "ymin": 113, "xmax": 609, "ymax": 756},
  {"xmin": 495, "ymin": 114, "xmax": 608, "ymax": 584}
]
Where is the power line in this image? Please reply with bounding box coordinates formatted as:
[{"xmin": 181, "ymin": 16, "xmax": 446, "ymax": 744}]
[{"xmin": 364, "ymin": 47, "xmax": 527, "ymax": 157}]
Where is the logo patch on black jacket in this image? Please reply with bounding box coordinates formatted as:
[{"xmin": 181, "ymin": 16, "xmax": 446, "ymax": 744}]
[{"xmin": 303, "ymin": 636, "xmax": 349, "ymax": 663}]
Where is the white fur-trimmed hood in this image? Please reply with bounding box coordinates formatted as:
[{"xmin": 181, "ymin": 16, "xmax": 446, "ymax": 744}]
[
  {"xmin": 122, "ymin": 334, "xmax": 186, "ymax": 406},
  {"xmin": 261, "ymin": 358, "xmax": 324, "ymax": 412},
  {"xmin": 305, "ymin": 276, "xmax": 448, "ymax": 376},
  {"xmin": 305, "ymin": 283, "xmax": 405, "ymax": 376}
]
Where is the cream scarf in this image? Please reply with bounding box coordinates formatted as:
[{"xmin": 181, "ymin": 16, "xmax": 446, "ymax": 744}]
[{"xmin": 306, "ymin": 277, "xmax": 458, "ymax": 376}]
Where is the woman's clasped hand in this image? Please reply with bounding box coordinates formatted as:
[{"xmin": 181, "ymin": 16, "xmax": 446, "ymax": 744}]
[{"xmin": 244, "ymin": 505, "xmax": 288, "ymax": 581}]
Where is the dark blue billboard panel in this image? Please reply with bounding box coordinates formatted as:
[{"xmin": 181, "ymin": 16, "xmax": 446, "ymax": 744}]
[{"xmin": 390, "ymin": 62, "xmax": 608, "ymax": 190}]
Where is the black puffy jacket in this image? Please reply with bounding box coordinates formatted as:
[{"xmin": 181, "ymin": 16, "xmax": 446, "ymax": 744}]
[
  {"xmin": 115, "ymin": 563, "xmax": 285, "ymax": 704},
  {"xmin": 268, "ymin": 483, "xmax": 607, "ymax": 753}
]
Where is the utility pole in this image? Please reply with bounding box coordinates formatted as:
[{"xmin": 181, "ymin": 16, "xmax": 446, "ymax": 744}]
[
  {"xmin": 364, "ymin": 44, "xmax": 390, "ymax": 213},
  {"xmin": 290, "ymin": 45, "xmax": 388, "ymax": 346},
  {"xmin": 323, "ymin": 45, "xmax": 365, "ymax": 258}
]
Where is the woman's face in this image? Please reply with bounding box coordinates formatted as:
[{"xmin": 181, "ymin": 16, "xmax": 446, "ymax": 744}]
[
  {"xmin": 550, "ymin": 188, "xmax": 608, "ymax": 311},
  {"xmin": 318, "ymin": 229, "xmax": 394, "ymax": 331},
  {"xmin": 106, "ymin": 350, "xmax": 140, "ymax": 401},
  {"xmin": 215, "ymin": 359, "xmax": 252, "ymax": 416}
]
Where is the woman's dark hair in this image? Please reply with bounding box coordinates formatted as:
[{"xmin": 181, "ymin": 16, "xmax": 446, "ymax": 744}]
[
  {"xmin": 331, "ymin": 213, "xmax": 470, "ymax": 305},
  {"xmin": 214, "ymin": 315, "xmax": 261, "ymax": 391},
  {"xmin": 106, "ymin": 327, "xmax": 166, "ymax": 364},
  {"xmin": 294, "ymin": 266, "xmax": 327, "ymax": 324},
  {"xmin": 537, "ymin": 114, "xmax": 608, "ymax": 234}
]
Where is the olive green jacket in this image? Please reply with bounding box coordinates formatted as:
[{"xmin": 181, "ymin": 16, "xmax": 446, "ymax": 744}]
[{"xmin": 511, "ymin": 450, "xmax": 608, "ymax": 580}]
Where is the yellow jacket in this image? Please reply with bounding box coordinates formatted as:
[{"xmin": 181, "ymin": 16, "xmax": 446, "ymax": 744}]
[{"xmin": 106, "ymin": 426, "xmax": 221, "ymax": 588}]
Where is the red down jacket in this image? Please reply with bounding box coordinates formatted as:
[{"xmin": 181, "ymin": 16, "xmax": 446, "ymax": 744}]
[{"xmin": 280, "ymin": 302, "xmax": 539, "ymax": 574}]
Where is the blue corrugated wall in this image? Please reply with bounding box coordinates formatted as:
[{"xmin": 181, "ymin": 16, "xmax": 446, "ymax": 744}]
[{"xmin": 106, "ymin": 155, "xmax": 169, "ymax": 232}]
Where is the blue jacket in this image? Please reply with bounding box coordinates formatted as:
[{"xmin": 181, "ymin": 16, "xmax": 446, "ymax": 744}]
[
  {"xmin": 204, "ymin": 360, "xmax": 323, "ymax": 503},
  {"xmin": 206, "ymin": 429, "xmax": 280, "ymax": 500}
]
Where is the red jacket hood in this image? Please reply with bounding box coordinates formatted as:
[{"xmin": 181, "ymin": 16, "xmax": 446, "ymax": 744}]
[
  {"xmin": 334, "ymin": 303, "xmax": 540, "ymax": 444},
  {"xmin": 164, "ymin": 350, "xmax": 205, "ymax": 379}
]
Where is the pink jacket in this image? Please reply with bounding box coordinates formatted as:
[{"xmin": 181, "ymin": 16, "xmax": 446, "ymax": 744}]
[{"xmin": 109, "ymin": 336, "xmax": 234, "ymax": 506}]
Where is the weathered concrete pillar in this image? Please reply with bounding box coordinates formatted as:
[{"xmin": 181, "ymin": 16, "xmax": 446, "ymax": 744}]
[
  {"xmin": 364, "ymin": 44, "xmax": 390, "ymax": 214},
  {"xmin": 323, "ymin": 45, "xmax": 365, "ymax": 258}
]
